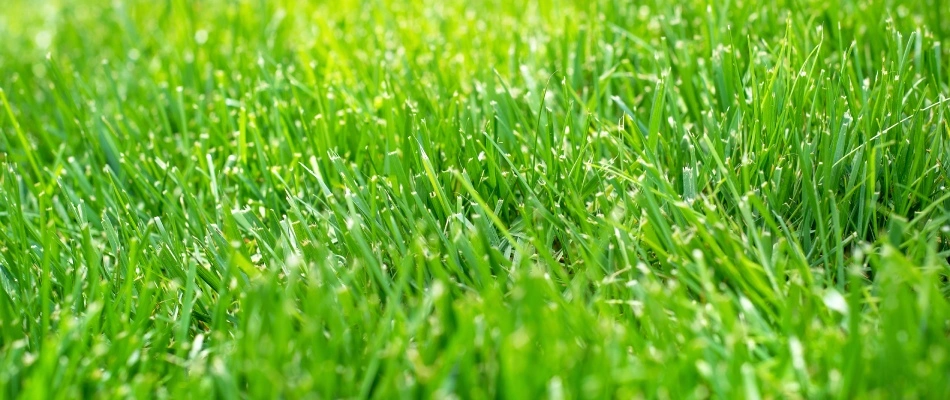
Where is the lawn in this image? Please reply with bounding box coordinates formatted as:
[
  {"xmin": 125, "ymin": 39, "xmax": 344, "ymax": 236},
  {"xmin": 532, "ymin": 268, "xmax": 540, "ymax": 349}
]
[{"xmin": 1, "ymin": 0, "xmax": 949, "ymax": 398}]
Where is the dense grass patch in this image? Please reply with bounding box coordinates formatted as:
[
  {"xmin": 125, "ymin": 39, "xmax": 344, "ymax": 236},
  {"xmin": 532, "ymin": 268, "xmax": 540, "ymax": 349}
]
[{"xmin": 1, "ymin": 0, "xmax": 949, "ymax": 398}]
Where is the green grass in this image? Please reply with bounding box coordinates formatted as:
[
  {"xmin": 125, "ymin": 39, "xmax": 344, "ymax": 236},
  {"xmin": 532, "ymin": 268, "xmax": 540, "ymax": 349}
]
[{"xmin": 1, "ymin": 0, "xmax": 949, "ymax": 398}]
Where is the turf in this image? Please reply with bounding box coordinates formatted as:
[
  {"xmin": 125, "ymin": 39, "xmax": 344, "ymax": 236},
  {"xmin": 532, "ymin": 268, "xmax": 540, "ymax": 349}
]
[{"xmin": 1, "ymin": 0, "xmax": 949, "ymax": 398}]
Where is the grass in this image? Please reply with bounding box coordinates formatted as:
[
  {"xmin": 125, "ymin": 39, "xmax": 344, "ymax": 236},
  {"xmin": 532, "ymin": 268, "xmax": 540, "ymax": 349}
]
[{"xmin": 1, "ymin": 0, "xmax": 949, "ymax": 398}]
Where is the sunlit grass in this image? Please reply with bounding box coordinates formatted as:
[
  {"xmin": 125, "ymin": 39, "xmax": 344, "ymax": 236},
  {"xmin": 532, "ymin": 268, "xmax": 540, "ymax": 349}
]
[{"xmin": 1, "ymin": 0, "xmax": 949, "ymax": 398}]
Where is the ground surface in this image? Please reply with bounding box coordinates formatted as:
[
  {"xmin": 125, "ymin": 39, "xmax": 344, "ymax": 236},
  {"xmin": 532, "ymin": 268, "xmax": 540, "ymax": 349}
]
[{"xmin": 1, "ymin": 0, "xmax": 949, "ymax": 398}]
